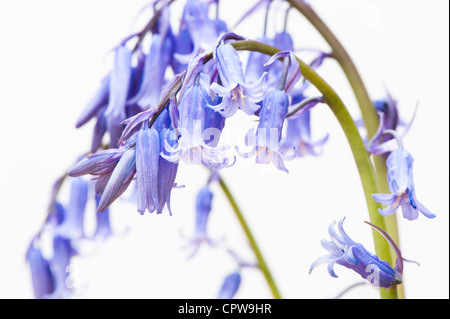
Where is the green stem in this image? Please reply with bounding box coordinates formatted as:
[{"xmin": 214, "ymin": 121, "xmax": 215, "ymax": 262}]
[
  {"xmin": 373, "ymin": 155, "xmax": 403, "ymax": 298},
  {"xmin": 285, "ymin": 0, "xmax": 378, "ymax": 137},
  {"xmin": 218, "ymin": 175, "xmax": 282, "ymax": 299},
  {"xmin": 230, "ymin": 40, "xmax": 397, "ymax": 299},
  {"xmin": 285, "ymin": 0, "xmax": 403, "ymax": 298}
]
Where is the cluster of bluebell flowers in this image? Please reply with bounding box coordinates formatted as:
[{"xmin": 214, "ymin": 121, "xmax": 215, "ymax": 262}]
[
  {"xmin": 68, "ymin": 0, "xmax": 330, "ymax": 215},
  {"xmin": 27, "ymin": 177, "xmax": 113, "ymax": 298},
  {"xmin": 28, "ymin": 0, "xmax": 437, "ymax": 298}
]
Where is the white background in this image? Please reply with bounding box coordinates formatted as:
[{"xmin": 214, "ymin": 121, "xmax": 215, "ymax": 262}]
[{"xmin": 0, "ymin": 0, "xmax": 448, "ymax": 299}]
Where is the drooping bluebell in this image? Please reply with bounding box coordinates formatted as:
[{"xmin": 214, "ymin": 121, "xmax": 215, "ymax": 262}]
[
  {"xmin": 26, "ymin": 239, "xmax": 56, "ymax": 299},
  {"xmin": 209, "ymin": 42, "xmax": 267, "ymax": 117},
  {"xmin": 240, "ymin": 89, "xmax": 293, "ymax": 172},
  {"xmin": 55, "ymin": 177, "xmax": 89, "ymax": 240},
  {"xmin": 309, "ymin": 218, "xmax": 403, "ymax": 288},
  {"xmin": 217, "ymin": 272, "xmax": 241, "ymax": 299},
  {"xmin": 183, "ymin": 186, "xmax": 217, "ymax": 258},
  {"xmin": 372, "ymin": 148, "xmax": 435, "ymax": 220}
]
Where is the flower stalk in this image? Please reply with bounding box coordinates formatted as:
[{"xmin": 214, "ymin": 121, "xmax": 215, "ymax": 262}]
[
  {"xmin": 285, "ymin": 0, "xmax": 403, "ymax": 298},
  {"xmin": 229, "ymin": 39, "xmax": 397, "ymax": 298},
  {"xmin": 218, "ymin": 174, "xmax": 282, "ymax": 299}
]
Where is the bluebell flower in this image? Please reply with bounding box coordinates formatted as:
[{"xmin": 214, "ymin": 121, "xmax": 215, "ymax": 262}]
[
  {"xmin": 163, "ymin": 85, "xmax": 205, "ymax": 164},
  {"xmin": 146, "ymin": 108, "xmax": 179, "ymax": 215},
  {"xmin": 75, "ymin": 74, "xmax": 110, "ymax": 129},
  {"xmin": 202, "ymin": 102, "xmax": 226, "ymax": 148},
  {"xmin": 171, "ymin": 26, "xmax": 194, "ymax": 75},
  {"xmin": 201, "ymin": 95, "xmax": 236, "ymax": 169},
  {"xmin": 364, "ymin": 94, "xmax": 400, "ymax": 155},
  {"xmin": 93, "ymin": 195, "xmax": 113, "ymax": 239},
  {"xmin": 372, "ymin": 148, "xmax": 435, "ymax": 220},
  {"xmin": 175, "ymin": 0, "xmax": 223, "ymax": 63},
  {"xmin": 261, "ymin": 32, "xmax": 297, "ymax": 90},
  {"xmin": 105, "ymin": 45, "xmax": 133, "ymax": 147},
  {"xmin": 277, "ymin": 48, "xmax": 330, "ymax": 158},
  {"xmin": 135, "ymin": 122, "xmax": 160, "ymax": 214},
  {"xmin": 26, "ymin": 239, "xmax": 55, "ymax": 299},
  {"xmin": 309, "ymin": 218, "xmax": 403, "ymax": 288},
  {"xmin": 55, "ymin": 177, "xmax": 89, "ymax": 240},
  {"xmin": 156, "ymin": 129, "xmax": 180, "ymax": 215},
  {"xmin": 373, "ymin": 95, "xmax": 400, "ymax": 132},
  {"xmin": 245, "ymin": 36, "xmax": 273, "ymax": 84},
  {"xmin": 68, "ymin": 149, "xmax": 124, "ymax": 179},
  {"xmin": 71, "ymin": 107, "xmax": 180, "ymax": 215},
  {"xmin": 274, "ymin": 31, "xmax": 294, "ymax": 51},
  {"xmin": 283, "ymin": 112, "xmax": 328, "ymax": 157},
  {"xmin": 239, "ymin": 90, "xmax": 293, "ymax": 172},
  {"xmin": 209, "ymin": 42, "xmax": 267, "ymax": 117},
  {"xmin": 77, "ymin": 42, "xmax": 145, "ymax": 150},
  {"xmin": 217, "ymin": 272, "xmax": 241, "ymax": 299},
  {"xmin": 90, "ymin": 106, "xmax": 108, "ymax": 153},
  {"xmin": 264, "ymin": 51, "xmax": 301, "ymax": 93},
  {"xmin": 183, "ymin": 186, "xmax": 218, "ymax": 257},
  {"xmin": 47, "ymin": 236, "xmax": 76, "ymax": 298},
  {"xmin": 281, "ymin": 94, "xmax": 328, "ymax": 157},
  {"xmin": 75, "ymin": 74, "xmax": 110, "ymax": 153},
  {"xmin": 366, "ymin": 106, "xmax": 417, "ymax": 156},
  {"xmin": 163, "ymin": 84, "xmax": 229, "ymax": 167},
  {"xmin": 127, "ymin": 33, "xmax": 173, "ymax": 109},
  {"xmin": 95, "ymin": 148, "xmax": 136, "ymax": 212},
  {"xmin": 69, "ymin": 142, "xmax": 137, "ymax": 213}
]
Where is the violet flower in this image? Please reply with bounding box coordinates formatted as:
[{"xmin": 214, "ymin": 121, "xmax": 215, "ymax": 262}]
[
  {"xmin": 278, "ymin": 49, "xmax": 330, "ymax": 157},
  {"xmin": 105, "ymin": 45, "xmax": 133, "ymax": 147},
  {"xmin": 372, "ymin": 148, "xmax": 435, "ymax": 220},
  {"xmin": 163, "ymin": 84, "xmax": 229, "ymax": 167},
  {"xmin": 143, "ymin": 108, "xmax": 179, "ymax": 215},
  {"xmin": 217, "ymin": 272, "xmax": 241, "ymax": 299},
  {"xmin": 69, "ymin": 139, "xmax": 137, "ymax": 213},
  {"xmin": 70, "ymin": 107, "xmax": 180, "ymax": 215},
  {"xmin": 55, "ymin": 177, "xmax": 89, "ymax": 240},
  {"xmin": 75, "ymin": 74, "xmax": 110, "ymax": 129},
  {"xmin": 95, "ymin": 148, "xmax": 136, "ymax": 213},
  {"xmin": 209, "ymin": 42, "xmax": 267, "ymax": 117},
  {"xmin": 263, "ymin": 51, "xmax": 301, "ymax": 94},
  {"xmin": 156, "ymin": 128, "xmax": 180, "ymax": 215},
  {"xmin": 240, "ymin": 89, "xmax": 293, "ymax": 172},
  {"xmin": 309, "ymin": 218, "xmax": 403, "ymax": 288},
  {"xmin": 281, "ymin": 94, "xmax": 328, "ymax": 157},
  {"xmin": 26, "ymin": 240, "xmax": 55, "ymax": 299},
  {"xmin": 127, "ymin": 33, "xmax": 173, "ymax": 109},
  {"xmin": 175, "ymin": 0, "xmax": 223, "ymax": 63},
  {"xmin": 46, "ymin": 236, "xmax": 76, "ymax": 299},
  {"xmin": 135, "ymin": 122, "xmax": 160, "ymax": 214},
  {"xmin": 184, "ymin": 186, "xmax": 217, "ymax": 258},
  {"xmin": 263, "ymin": 32, "xmax": 297, "ymax": 90},
  {"xmin": 171, "ymin": 27, "xmax": 194, "ymax": 75},
  {"xmin": 93, "ymin": 195, "xmax": 113, "ymax": 239},
  {"xmin": 245, "ymin": 36, "xmax": 273, "ymax": 84},
  {"xmin": 70, "ymin": 147, "xmax": 136, "ymax": 213}
]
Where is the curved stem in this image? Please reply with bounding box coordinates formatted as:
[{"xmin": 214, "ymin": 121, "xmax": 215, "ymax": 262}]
[
  {"xmin": 230, "ymin": 40, "xmax": 396, "ymax": 298},
  {"xmin": 285, "ymin": 0, "xmax": 378, "ymax": 137},
  {"xmin": 285, "ymin": 0, "xmax": 403, "ymax": 298},
  {"xmin": 218, "ymin": 175, "xmax": 282, "ymax": 299}
]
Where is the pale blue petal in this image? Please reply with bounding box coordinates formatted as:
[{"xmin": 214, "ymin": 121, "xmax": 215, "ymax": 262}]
[
  {"xmin": 97, "ymin": 148, "xmax": 136, "ymax": 212},
  {"xmin": 372, "ymin": 193, "xmax": 396, "ymax": 206}
]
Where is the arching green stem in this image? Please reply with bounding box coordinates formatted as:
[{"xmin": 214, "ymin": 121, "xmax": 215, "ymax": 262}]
[
  {"xmin": 230, "ymin": 40, "xmax": 397, "ymax": 298},
  {"xmin": 218, "ymin": 175, "xmax": 282, "ymax": 299},
  {"xmin": 285, "ymin": 0, "xmax": 378, "ymax": 136},
  {"xmin": 284, "ymin": 1, "xmax": 401, "ymax": 275},
  {"xmin": 285, "ymin": 0, "xmax": 403, "ymax": 298}
]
